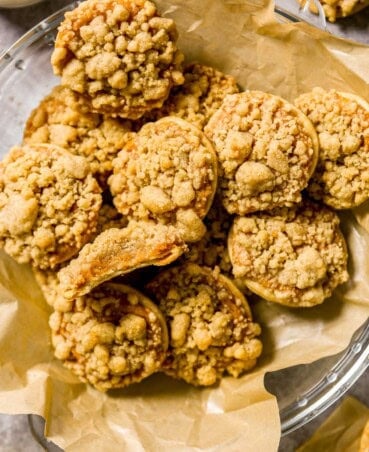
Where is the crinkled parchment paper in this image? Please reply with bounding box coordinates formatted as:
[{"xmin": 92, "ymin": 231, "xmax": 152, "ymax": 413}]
[
  {"xmin": 1, "ymin": 1, "xmax": 369, "ymax": 451},
  {"xmin": 297, "ymin": 397, "xmax": 369, "ymax": 451}
]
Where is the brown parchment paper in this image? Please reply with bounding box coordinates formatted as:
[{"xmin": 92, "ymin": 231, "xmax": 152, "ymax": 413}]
[
  {"xmin": 297, "ymin": 397, "xmax": 369, "ymax": 452},
  {"xmin": 1, "ymin": 1, "xmax": 369, "ymax": 451}
]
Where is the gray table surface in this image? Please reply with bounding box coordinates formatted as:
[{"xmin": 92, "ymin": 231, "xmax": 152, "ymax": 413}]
[{"xmin": 0, "ymin": 1, "xmax": 368, "ymax": 451}]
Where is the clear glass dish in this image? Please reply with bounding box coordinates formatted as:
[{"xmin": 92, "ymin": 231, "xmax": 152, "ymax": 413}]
[
  {"xmin": 275, "ymin": 0, "xmax": 327, "ymax": 29},
  {"xmin": 275, "ymin": 0, "xmax": 369, "ymax": 44},
  {"xmin": 0, "ymin": 3, "xmax": 368, "ymax": 448}
]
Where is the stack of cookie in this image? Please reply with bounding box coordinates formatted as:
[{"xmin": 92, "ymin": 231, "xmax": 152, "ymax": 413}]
[{"xmin": 0, "ymin": 0, "xmax": 367, "ymax": 392}]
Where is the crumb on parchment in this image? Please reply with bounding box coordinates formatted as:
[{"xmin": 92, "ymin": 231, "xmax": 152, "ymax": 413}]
[{"xmin": 298, "ymin": 0, "xmax": 369, "ymax": 22}]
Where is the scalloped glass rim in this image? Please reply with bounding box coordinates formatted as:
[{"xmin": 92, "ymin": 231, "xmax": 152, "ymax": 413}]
[
  {"xmin": 275, "ymin": 0, "xmax": 327, "ymax": 29},
  {"xmin": 279, "ymin": 318, "xmax": 369, "ymax": 435},
  {"xmin": 0, "ymin": 2, "xmax": 79, "ymax": 65},
  {"xmin": 0, "ymin": 2, "xmax": 367, "ymax": 443}
]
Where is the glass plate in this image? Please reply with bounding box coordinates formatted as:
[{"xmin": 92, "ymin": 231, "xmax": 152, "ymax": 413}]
[
  {"xmin": 275, "ymin": 0, "xmax": 327, "ymax": 28},
  {"xmin": 275, "ymin": 0, "xmax": 369, "ymax": 44},
  {"xmin": 0, "ymin": 3, "xmax": 368, "ymax": 447}
]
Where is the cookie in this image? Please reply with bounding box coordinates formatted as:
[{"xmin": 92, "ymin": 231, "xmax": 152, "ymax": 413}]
[
  {"xmin": 204, "ymin": 90, "xmax": 319, "ymax": 215},
  {"xmin": 49, "ymin": 282, "xmax": 168, "ymax": 391},
  {"xmin": 145, "ymin": 263, "xmax": 262, "ymax": 386},
  {"xmin": 51, "ymin": 0, "xmax": 184, "ymax": 119},
  {"xmin": 24, "ymin": 85, "xmax": 134, "ymax": 186},
  {"xmin": 0, "ymin": 144, "xmax": 102, "ymax": 269},
  {"xmin": 295, "ymin": 88, "xmax": 369, "ymax": 209},
  {"xmin": 298, "ymin": 0, "xmax": 369, "ymax": 22},
  {"xmin": 138, "ymin": 63, "xmax": 240, "ymax": 130},
  {"xmin": 228, "ymin": 199, "xmax": 349, "ymax": 307},
  {"xmin": 58, "ymin": 220, "xmax": 188, "ymax": 301},
  {"xmin": 108, "ymin": 116, "xmax": 218, "ymax": 241}
]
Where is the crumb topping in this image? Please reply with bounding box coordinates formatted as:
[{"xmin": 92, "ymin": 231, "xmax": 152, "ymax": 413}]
[
  {"xmin": 51, "ymin": 0, "xmax": 184, "ymax": 118},
  {"xmin": 49, "ymin": 283, "xmax": 168, "ymax": 391},
  {"xmin": 295, "ymin": 88, "xmax": 369, "ymax": 209},
  {"xmin": 181, "ymin": 196, "xmax": 233, "ymax": 277},
  {"xmin": 95, "ymin": 201, "xmax": 128, "ymax": 233},
  {"xmin": 0, "ymin": 144, "xmax": 102, "ymax": 269},
  {"xmin": 145, "ymin": 263, "xmax": 262, "ymax": 386},
  {"xmin": 138, "ymin": 63, "xmax": 240, "ymax": 130},
  {"xmin": 228, "ymin": 199, "xmax": 349, "ymax": 307},
  {"xmin": 204, "ymin": 91, "xmax": 318, "ymax": 215},
  {"xmin": 109, "ymin": 117, "xmax": 218, "ymax": 237},
  {"xmin": 24, "ymin": 85, "xmax": 134, "ymax": 186}
]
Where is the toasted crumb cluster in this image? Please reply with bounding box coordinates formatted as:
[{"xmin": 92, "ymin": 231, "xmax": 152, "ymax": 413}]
[
  {"xmin": 181, "ymin": 196, "xmax": 233, "ymax": 277},
  {"xmin": 49, "ymin": 283, "xmax": 168, "ymax": 391},
  {"xmin": 58, "ymin": 220, "xmax": 188, "ymax": 301},
  {"xmin": 295, "ymin": 88, "xmax": 369, "ymax": 209},
  {"xmin": 204, "ymin": 91, "xmax": 318, "ymax": 215},
  {"xmin": 228, "ymin": 199, "xmax": 349, "ymax": 307},
  {"xmin": 0, "ymin": 144, "xmax": 102, "ymax": 269},
  {"xmin": 109, "ymin": 117, "xmax": 217, "ymax": 240},
  {"xmin": 138, "ymin": 63, "xmax": 240, "ymax": 130},
  {"xmin": 51, "ymin": 0, "xmax": 184, "ymax": 118},
  {"xmin": 24, "ymin": 86, "xmax": 134, "ymax": 186},
  {"xmin": 299, "ymin": 0, "xmax": 369, "ymax": 22},
  {"xmin": 145, "ymin": 263, "xmax": 262, "ymax": 386}
]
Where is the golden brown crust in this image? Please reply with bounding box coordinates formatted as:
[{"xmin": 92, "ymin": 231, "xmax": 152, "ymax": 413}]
[
  {"xmin": 204, "ymin": 90, "xmax": 319, "ymax": 215},
  {"xmin": 228, "ymin": 199, "xmax": 349, "ymax": 307},
  {"xmin": 0, "ymin": 144, "xmax": 102, "ymax": 269},
  {"xmin": 145, "ymin": 263, "xmax": 262, "ymax": 386},
  {"xmin": 109, "ymin": 116, "xmax": 218, "ymax": 239},
  {"xmin": 295, "ymin": 88, "xmax": 369, "ymax": 209},
  {"xmin": 49, "ymin": 282, "xmax": 168, "ymax": 391},
  {"xmin": 51, "ymin": 0, "xmax": 184, "ymax": 118},
  {"xmin": 58, "ymin": 220, "xmax": 188, "ymax": 300},
  {"xmin": 24, "ymin": 86, "xmax": 134, "ymax": 186}
]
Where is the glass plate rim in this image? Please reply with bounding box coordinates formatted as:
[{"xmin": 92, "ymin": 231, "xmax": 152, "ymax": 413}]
[{"xmin": 0, "ymin": 1, "xmax": 368, "ymax": 442}]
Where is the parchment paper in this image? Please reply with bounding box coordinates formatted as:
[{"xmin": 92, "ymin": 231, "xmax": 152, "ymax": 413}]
[
  {"xmin": 0, "ymin": 1, "xmax": 369, "ymax": 451},
  {"xmin": 297, "ymin": 397, "xmax": 369, "ymax": 452}
]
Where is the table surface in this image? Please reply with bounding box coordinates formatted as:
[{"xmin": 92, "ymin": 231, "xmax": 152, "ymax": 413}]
[{"xmin": 0, "ymin": 1, "xmax": 368, "ymax": 451}]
